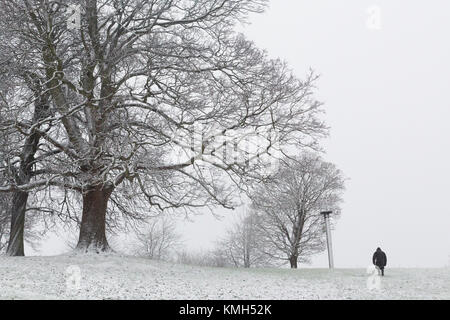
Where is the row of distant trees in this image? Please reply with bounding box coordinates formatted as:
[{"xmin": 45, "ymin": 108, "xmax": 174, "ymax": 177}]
[
  {"xmin": 0, "ymin": 0, "xmax": 343, "ymax": 266},
  {"xmin": 132, "ymin": 153, "xmax": 344, "ymax": 269}
]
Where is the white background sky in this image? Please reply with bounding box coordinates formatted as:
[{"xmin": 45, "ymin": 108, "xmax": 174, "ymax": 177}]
[{"xmin": 37, "ymin": 0, "xmax": 450, "ymax": 268}]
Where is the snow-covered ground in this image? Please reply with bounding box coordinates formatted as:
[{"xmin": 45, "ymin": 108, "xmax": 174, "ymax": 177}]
[{"xmin": 0, "ymin": 254, "xmax": 449, "ymax": 300}]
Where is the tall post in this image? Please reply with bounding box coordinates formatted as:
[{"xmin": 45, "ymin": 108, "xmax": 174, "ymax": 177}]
[{"xmin": 321, "ymin": 211, "xmax": 334, "ymax": 269}]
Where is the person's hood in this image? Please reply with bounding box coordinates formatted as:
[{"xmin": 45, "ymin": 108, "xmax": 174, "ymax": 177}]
[{"xmin": 376, "ymin": 247, "xmax": 381, "ymax": 252}]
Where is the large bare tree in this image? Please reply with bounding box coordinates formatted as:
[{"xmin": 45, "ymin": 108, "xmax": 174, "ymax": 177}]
[
  {"xmin": 0, "ymin": 0, "xmax": 327, "ymax": 253},
  {"xmin": 251, "ymin": 153, "xmax": 345, "ymax": 268},
  {"xmin": 0, "ymin": 8, "xmax": 57, "ymax": 255}
]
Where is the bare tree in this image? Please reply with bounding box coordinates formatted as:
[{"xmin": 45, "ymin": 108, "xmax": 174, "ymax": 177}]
[
  {"xmin": 251, "ymin": 153, "xmax": 345, "ymax": 268},
  {"xmin": 134, "ymin": 216, "xmax": 181, "ymax": 260},
  {"xmin": 0, "ymin": 0, "xmax": 327, "ymax": 253},
  {"xmin": 218, "ymin": 209, "xmax": 270, "ymax": 268},
  {"xmin": 0, "ymin": 9, "xmax": 57, "ymax": 255}
]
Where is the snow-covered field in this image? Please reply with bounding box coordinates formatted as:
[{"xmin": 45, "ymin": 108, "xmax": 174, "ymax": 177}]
[{"xmin": 0, "ymin": 254, "xmax": 449, "ymax": 300}]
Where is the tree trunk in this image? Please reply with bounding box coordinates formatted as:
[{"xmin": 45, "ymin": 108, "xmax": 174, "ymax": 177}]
[
  {"xmin": 289, "ymin": 255, "xmax": 298, "ymax": 269},
  {"xmin": 6, "ymin": 191, "xmax": 28, "ymax": 256},
  {"xmin": 76, "ymin": 185, "xmax": 112, "ymax": 253}
]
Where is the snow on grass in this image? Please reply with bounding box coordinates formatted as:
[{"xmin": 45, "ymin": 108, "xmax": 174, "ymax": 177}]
[{"xmin": 0, "ymin": 254, "xmax": 449, "ymax": 300}]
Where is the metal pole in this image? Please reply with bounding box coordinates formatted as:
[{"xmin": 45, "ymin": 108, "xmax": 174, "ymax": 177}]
[{"xmin": 321, "ymin": 211, "xmax": 334, "ymax": 269}]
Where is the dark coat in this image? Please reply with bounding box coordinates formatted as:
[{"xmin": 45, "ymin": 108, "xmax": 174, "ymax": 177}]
[{"xmin": 372, "ymin": 248, "xmax": 387, "ymax": 267}]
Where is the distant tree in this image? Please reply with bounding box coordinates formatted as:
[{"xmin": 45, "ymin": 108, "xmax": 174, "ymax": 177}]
[
  {"xmin": 134, "ymin": 216, "xmax": 182, "ymax": 260},
  {"xmin": 208, "ymin": 248, "xmax": 231, "ymax": 268},
  {"xmin": 251, "ymin": 153, "xmax": 345, "ymax": 268},
  {"xmin": 218, "ymin": 209, "xmax": 270, "ymax": 268}
]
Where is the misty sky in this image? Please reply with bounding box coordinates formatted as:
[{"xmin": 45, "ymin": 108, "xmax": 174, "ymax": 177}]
[{"xmin": 37, "ymin": 0, "xmax": 450, "ymax": 268}]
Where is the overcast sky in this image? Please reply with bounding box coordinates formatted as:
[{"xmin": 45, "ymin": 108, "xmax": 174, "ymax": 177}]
[{"xmin": 37, "ymin": 0, "xmax": 450, "ymax": 268}]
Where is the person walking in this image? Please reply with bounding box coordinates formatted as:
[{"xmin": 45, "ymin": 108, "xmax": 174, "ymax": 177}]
[{"xmin": 372, "ymin": 247, "xmax": 387, "ymax": 276}]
